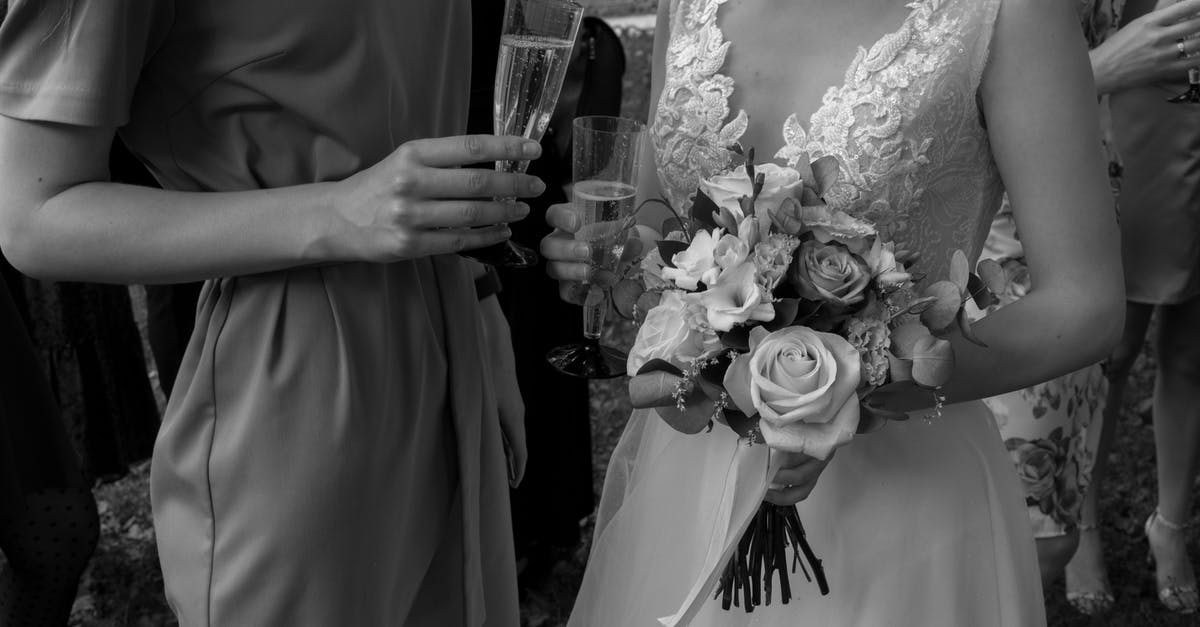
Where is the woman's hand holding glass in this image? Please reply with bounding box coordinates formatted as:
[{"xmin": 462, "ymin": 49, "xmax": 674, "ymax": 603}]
[
  {"xmin": 320, "ymin": 134, "xmax": 546, "ymax": 263},
  {"xmin": 1091, "ymin": 0, "xmax": 1200, "ymax": 94},
  {"xmin": 541, "ymin": 202, "xmax": 595, "ymax": 303}
]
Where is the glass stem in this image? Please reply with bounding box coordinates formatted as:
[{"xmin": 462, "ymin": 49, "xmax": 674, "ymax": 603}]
[{"xmin": 582, "ymin": 296, "xmax": 605, "ymax": 341}]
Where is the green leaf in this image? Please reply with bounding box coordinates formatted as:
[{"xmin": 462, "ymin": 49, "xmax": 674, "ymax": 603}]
[
  {"xmin": 904, "ymin": 295, "xmax": 938, "ymax": 316},
  {"xmin": 949, "ymin": 250, "xmax": 970, "ymax": 294},
  {"xmin": 770, "ymin": 196, "xmax": 805, "ymax": 235},
  {"xmin": 690, "ymin": 189, "xmax": 721, "ymax": 231},
  {"xmin": 889, "ymin": 322, "xmax": 933, "ymax": 360},
  {"xmin": 763, "ymin": 298, "xmax": 801, "ymax": 331},
  {"xmin": 858, "ymin": 401, "xmax": 908, "ymax": 434},
  {"xmin": 919, "ymin": 280, "xmax": 962, "ymax": 331},
  {"xmin": 612, "ymin": 279, "xmax": 644, "ymax": 319},
  {"xmin": 977, "ymin": 258, "xmax": 1008, "ymax": 295},
  {"xmin": 657, "ymin": 240, "xmax": 690, "ymax": 268},
  {"xmin": 591, "ymin": 269, "xmax": 618, "ymax": 289},
  {"xmin": 661, "ymin": 217, "xmax": 690, "ymax": 237},
  {"xmin": 634, "ymin": 291, "xmax": 662, "ymax": 322},
  {"xmin": 957, "ymin": 307, "xmax": 988, "ymax": 348},
  {"xmin": 811, "ymin": 155, "xmax": 841, "ymax": 195},
  {"xmin": 723, "ymin": 409, "xmax": 761, "ymax": 441},
  {"xmin": 718, "ymin": 325, "xmax": 752, "ymax": 352},
  {"xmin": 967, "ymin": 274, "xmax": 995, "ymax": 310},
  {"xmin": 911, "ymin": 336, "xmax": 955, "ymax": 388}
]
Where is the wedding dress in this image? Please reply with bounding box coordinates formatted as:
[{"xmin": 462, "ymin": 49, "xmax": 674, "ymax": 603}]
[{"xmin": 568, "ymin": 0, "xmax": 1046, "ymax": 624}]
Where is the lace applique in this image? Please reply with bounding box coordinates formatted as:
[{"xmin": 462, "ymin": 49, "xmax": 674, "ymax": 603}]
[
  {"xmin": 776, "ymin": 0, "xmax": 959, "ymax": 246},
  {"xmin": 651, "ymin": 0, "xmax": 748, "ymax": 212},
  {"xmin": 653, "ymin": 0, "xmax": 1005, "ymax": 283}
]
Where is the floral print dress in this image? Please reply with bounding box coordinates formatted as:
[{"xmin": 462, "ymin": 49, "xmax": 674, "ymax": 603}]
[{"xmin": 979, "ymin": 0, "xmax": 1124, "ymax": 538}]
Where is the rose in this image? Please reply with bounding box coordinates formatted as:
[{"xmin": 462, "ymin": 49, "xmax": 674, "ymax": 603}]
[
  {"xmin": 626, "ymin": 291, "xmax": 718, "ymax": 376},
  {"xmin": 699, "ymin": 163, "xmax": 802, "ymax": 222},
  {"xmin": 662, "ymin": 229, "xmax": 722, "ymax": 291},
  {"xmin": 723, "ymin": 326, "xmax": 862, "ymax": 459},
  {"xmin": 686, "ymin": 262, "xmax": 774, "ymax": 332},
  {"xmin": 788, "ymin": 240, "xmax": 871, "ymax": 307},
  {"xmin": 1008, "ymin": 439, "xmax": 1060, "ymax": 503}
]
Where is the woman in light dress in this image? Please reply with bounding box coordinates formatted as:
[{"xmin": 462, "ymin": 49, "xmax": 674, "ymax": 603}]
[{"xmin": 544, "ymin": 0, "xmax": 1122, "ymax": 624}]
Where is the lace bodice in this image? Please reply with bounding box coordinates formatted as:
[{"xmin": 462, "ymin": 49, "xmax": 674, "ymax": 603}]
[{"xmin": 651, "ymin": 0, "xmax": 1006, "ymax": 282}]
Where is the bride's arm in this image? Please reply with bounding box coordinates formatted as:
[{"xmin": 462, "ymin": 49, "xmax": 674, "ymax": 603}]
[{"xmin": 924, "ymin": 0, "xmax": 1124, "ymax": 408}]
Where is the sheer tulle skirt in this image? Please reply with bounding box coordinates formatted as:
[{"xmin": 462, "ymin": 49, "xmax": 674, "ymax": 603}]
[{"xmin": 569, "ymin": 403, "xmax": 1046, "ymax": 627}]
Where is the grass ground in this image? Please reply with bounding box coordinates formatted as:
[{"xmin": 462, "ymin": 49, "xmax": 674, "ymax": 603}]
[{"xmin": 42, "ymin": 18, "xmax": 1200, "ymax": 627}]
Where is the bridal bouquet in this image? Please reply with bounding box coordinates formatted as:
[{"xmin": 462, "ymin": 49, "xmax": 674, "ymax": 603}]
[{"xmin": 612, "ymin": 146, "xmax": 1009, "ymax": 613}]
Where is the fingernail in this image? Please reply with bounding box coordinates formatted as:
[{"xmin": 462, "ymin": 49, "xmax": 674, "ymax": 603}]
[
  {"xmin": 511, "ymin": 202, "xmax": 530, "ymax": 219},
  {"xmin": 523, "ymin": 142, "xmax": 541, "ymax": 158},
  {"xmin": 530, "ymin": 178, "xmax": 547, "ymax": 195},
  {"xmin": 575, "ymin": 242, "xmax": 591, "ymax": 259}
]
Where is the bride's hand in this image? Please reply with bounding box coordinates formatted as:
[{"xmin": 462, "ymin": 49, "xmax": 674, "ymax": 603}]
[
  {"xmin": 1091, "ymin": 0, "xmax": 1200, "ymax": 93},
  {"xmin": 541, "ymin": 202, "xmax": 592, "ymax": 303},
  {"xmin": 766, "ymin": 450, "xmax": 833, "ymax": 506}
]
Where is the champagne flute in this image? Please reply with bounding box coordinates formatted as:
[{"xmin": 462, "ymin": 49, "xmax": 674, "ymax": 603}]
[
  {"xmin": 547, "ymin": 116, "xmax": 645, "ymax": 379},
  {"xmin": 460, "ymin": 0, "xmax": 583, "ymax": 268}
]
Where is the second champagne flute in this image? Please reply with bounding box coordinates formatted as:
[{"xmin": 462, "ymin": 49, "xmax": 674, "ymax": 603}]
[
  {"xmin": 461, "ymin": 0, "xmax": 583, "ymax": 268},
  {"xmin": 546, "ymin": 116, "xmax": 645, "ymax": 378}
]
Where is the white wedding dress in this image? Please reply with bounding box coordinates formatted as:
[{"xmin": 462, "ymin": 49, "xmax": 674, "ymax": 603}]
[{"xmin": 568, "ymin": 0, "xmax": 1047, "ymax": 625}]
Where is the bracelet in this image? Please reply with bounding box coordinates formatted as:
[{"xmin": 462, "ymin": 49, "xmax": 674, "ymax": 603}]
[{"xmin": 474, "ymin": 266, "xmax": 503, "ymax": 301}]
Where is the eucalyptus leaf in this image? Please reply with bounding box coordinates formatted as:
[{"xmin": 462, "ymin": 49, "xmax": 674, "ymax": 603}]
[
  {"xmin": 634, "ymin": 291, "xmax": 662, "ymax": 322},
  {"xmin": 889, "ymin": 322, "xmax": 933, "ymax": 360},
  {"xmin": 919, "ymin": 280, "xmax": 962, "ymax": 331},
  {"xmin": 967, "ymin": 274, "xmax": 995, "ymax": 310},
  {"xmin": 957, "ymin": 307, "xmax": 989, "ymax": 348},
  {"xmin": 977, "ymin": 258, "xmax": 1008, "ymax": 295},
  {"xmin": 911, "ymin": 336, "xmax": 955, "ymax": 388},
  {"xmin": 612, "ymin": 279, "xmax": 644, "ymax": 320},
  {"xmin": 949, "ymin": 250, "xmax": 970, "ymax": 293}
]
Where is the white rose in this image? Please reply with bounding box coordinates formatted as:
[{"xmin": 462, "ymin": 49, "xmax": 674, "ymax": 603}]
[
  {"xmin": 687, "ymin": 262, "xmax": 775, "ymax": 332},
  {"xmin": 626, "ymin": 291, "xmax": 718, "ymax": 376},
  {"xmin": 699, "ymin": 163, "xmax": 802, "ymax": 220},
  {"xmin": 662, "ymin": 229, "xmax": 723, "ymax": 291},
  {"xmin": 723, "ymin": 326, "xmax": 862, "ymax": 460}
]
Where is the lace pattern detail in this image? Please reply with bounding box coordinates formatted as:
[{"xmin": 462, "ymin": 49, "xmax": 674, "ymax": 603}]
[
  {"xmin": 651, "ymin": 0, "xmax": 749, "ymax": 212},
  {"xmin": 652, "ymin": 0, "xmax": 1006, "ymax": 283}
]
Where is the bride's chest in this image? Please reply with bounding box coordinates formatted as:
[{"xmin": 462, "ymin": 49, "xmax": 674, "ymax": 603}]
[{"xmin": 716, "ymin": 0, "xmax": 916, "ymax": 151}]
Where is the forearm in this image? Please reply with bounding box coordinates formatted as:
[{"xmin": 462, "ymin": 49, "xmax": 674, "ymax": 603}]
[{"xmin": 5, "ymin": 180, "xmax": 336, "ymax": 284}]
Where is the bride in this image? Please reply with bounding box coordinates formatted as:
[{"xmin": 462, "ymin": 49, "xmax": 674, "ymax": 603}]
[{"xmin": 541, "ymin": 0, "xmax": 1123, "ymax": 624}]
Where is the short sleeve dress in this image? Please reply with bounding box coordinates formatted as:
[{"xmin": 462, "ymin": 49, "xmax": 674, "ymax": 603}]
[{"xmin": 0, "ymin": 1, "xmax": 519, "ymax": 625}]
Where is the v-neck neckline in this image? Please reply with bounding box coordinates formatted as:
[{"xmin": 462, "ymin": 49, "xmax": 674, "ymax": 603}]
[{"xmin": 715, "ymin": 0, "xmax": 929, "ymax": 142}]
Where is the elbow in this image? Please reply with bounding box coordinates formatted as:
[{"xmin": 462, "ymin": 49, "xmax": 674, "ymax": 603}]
[
  {"xmin": 1078, "ymin": 282, "xmax": 1125, "ymax": 364},
  {"xmin": 0, "ymin": 209, "xmax": 57, "ymax": 281}
]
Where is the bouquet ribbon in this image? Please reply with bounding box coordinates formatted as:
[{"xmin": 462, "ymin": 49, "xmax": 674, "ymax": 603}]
[{"xmin": 657, "ymin": 440, "xmax": 784, "ymax": 626}]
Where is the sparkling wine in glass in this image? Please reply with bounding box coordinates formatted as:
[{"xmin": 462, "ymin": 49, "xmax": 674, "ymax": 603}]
[
  {"xmin": 547, "ymin": 116, "xmax": 645, "ymax": 379},
  {"xmin": 461, "ymin": 0, "xmax": 583, "ymax": 268}
]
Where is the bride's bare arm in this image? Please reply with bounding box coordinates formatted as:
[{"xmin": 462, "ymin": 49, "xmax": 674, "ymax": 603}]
[
  {"xmin": 929, "ymin": 0, "xmax": 1124, "ymax": 407},
  {"xmin": 0, "ymin": 116, "xmax": 544, "ymax": 284}
]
